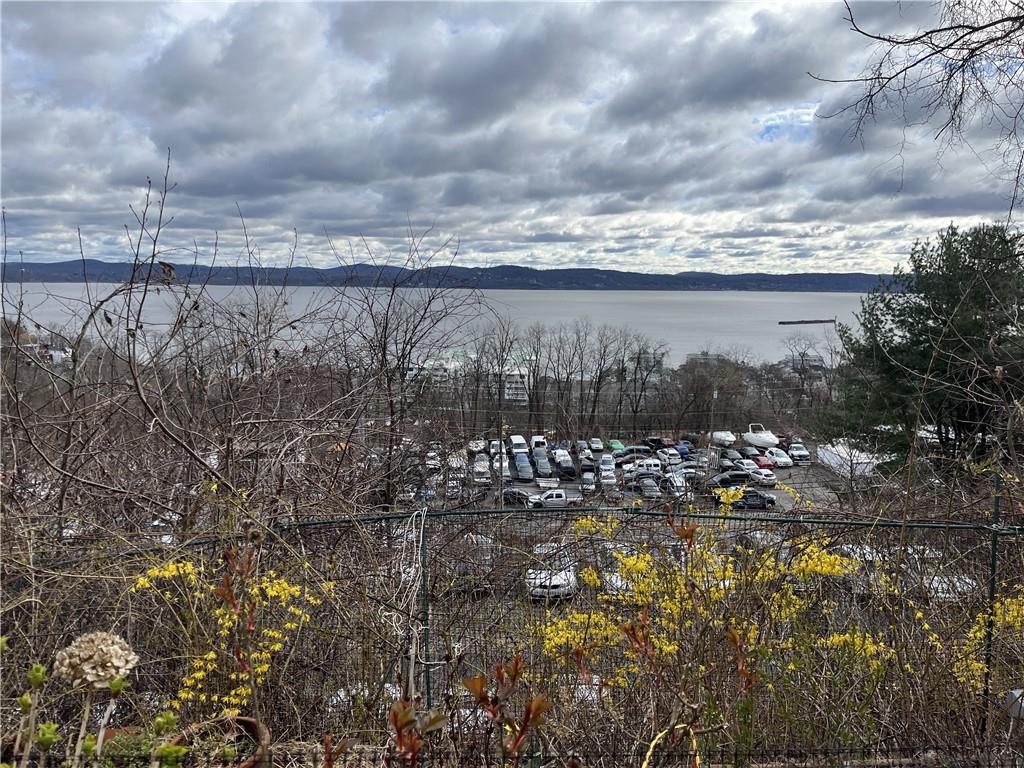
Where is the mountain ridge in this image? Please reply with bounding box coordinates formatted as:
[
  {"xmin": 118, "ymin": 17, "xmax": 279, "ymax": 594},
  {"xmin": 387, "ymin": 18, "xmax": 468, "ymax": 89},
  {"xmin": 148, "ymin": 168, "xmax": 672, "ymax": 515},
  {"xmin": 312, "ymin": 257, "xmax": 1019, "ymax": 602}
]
[{"xmin": 0, "ymin": 259, "xmax": 888, "ymax": 292}]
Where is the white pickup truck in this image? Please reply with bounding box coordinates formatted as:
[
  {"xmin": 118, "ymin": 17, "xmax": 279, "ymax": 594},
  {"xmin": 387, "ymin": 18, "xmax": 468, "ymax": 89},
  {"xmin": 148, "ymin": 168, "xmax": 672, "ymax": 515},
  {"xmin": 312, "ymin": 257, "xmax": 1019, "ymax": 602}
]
[{"xmin": 528, "ymin": 488, "xmax": 584, "ymax": 509}]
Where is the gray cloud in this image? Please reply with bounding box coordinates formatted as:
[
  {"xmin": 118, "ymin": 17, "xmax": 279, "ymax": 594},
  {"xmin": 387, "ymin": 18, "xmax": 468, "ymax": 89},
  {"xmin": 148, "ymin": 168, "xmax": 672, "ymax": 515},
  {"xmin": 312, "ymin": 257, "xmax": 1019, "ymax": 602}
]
[{"xmin": 0, "ymin": 1, "xmax": 1008, "ymax": 273}]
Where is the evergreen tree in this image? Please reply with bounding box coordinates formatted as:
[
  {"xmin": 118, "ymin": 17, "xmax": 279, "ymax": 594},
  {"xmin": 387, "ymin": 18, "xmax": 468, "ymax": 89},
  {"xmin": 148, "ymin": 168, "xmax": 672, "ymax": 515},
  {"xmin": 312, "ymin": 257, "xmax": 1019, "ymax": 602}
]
[{"xmin": 833, "ymin": 224, "xmax": 1024, "ymax": 467}]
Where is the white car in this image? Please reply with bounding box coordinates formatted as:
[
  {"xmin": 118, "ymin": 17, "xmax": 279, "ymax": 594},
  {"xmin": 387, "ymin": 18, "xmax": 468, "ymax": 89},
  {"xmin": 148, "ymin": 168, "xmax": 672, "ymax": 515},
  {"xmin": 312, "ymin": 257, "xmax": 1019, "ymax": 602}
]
[
  {"xmin": 663, "ymin": 474, "xmax": 688, "ymax": 499},
  {"xmin": 575, "ymin": 441, "xmax": 593, "ymax": 460},
  {"xmin": 526, "ymin": 544, "xmax": 579, "ymax": 600},
  {"xmin": 764, "ymin": 447, "xmax": 793, "ymax": 468},
  {"xmin": 589, "ymin": 437, "xmax": 604, "ymax": 453},
  {"xmin": 467, "ymin": 440, "xmax": 486, "ymax": 454},
  {"xmin": 735, "ymin": 459, "xmax": 759, "ymax": 472},
  {"xmin": 623, "ymin": 457, "xmax": 662, "ymax": 475},
  {"xmin": 599, "ymin": 453, "xmax": 615, "ymax": 471},
  {"xmin": 601, "ymin": 544, "xmax": 637, "ymax": 595},
  {"xmin": 552, "ymin": 448, "xmax": 573, "ymax": 464},
  {"xmin": 747, "ymin": 468, "xmax": 777, "ymax": 487},
  {"xmin": 600, "ymin": 468, "xmax": 617, "ymax": 486},
  {"xmin": 656, "ymin": 448, "xmax": 683, "ymax": 467}
]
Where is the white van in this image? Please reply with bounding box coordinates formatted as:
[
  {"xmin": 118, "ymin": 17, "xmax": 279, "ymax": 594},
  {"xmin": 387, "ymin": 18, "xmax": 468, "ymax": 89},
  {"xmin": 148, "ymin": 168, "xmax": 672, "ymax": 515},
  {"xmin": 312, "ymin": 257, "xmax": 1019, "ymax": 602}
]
[
  {"xmin": 530, "ymin": 435, "xmax": 547, "ymax": 450},
  {"xmin": 508, "ymin": 435, "xmax": 530, "ymax": 454},
  {"xmin": 624, "ymin": 457, "xmax": 662, "ymax": 479}
]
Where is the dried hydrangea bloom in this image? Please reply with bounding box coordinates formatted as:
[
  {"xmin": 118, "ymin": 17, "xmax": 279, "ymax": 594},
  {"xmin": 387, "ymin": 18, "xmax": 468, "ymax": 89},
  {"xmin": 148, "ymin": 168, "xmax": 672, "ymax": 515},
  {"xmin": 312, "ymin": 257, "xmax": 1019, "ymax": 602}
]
[{"xmin": 54, "ymin": 632, "xmax": 139, "ymax": 689}]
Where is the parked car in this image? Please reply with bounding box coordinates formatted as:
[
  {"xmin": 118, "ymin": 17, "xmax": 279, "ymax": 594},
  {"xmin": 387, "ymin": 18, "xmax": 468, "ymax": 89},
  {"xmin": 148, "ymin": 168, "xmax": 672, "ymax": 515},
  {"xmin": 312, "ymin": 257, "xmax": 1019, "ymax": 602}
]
[
  {"xmin": 513, "ymin": 453, "xmax": 535, "ymax": 483},
  {"xmin": 706, "ymin": 471, "xmax": 752, "ymax": 489},
  {"xmin": 752, "ymin": 454, "xmax": 775, "ymax": 470},
  {"xmin": 638, "ymin": 477, "xmax": 662, "ymax": 499},
  {"xmin": 600, "ymin": 468, "xmax": 617, "ymax": 487},
  {"xmin": 574, "ymin": 441, "xmax": 593, "ymax": 460},
  {"xmin": 717, "ymin": 453, "xmax": 735, "ymax": 470},
  {"xmin": 645, "ymin": 436, "xmax": 670, "ymax": 449},
  {"xmin": 526, "ymin": 543, "xmax": 579, "ymax": 600},
  {"xmin": 494, "ymin": 454, "xmax": 512, "ymax": 482},
  {"xmin": 467, "ymin": 439, "xmax": 486, "ymax": 455},
  {"xmin": 675, "ymin": 461, "xmax": 700, "ymax": 479},
  {"xmin": 529, "ymin": 488, "xmax": 584, "ymax": 509},
  {"xmin": 765, "ymin": 447, "xmax": 793, "ymax": 467},
  {"xmin": 501, "ymin": 487, "xmax": 533, "ymax": 507},
  {"xmin": 552, "ymin": 450, "xmax": 577, "ymax": 480},
  {"xmin": 663, "ymin": 473, "xmax": 688, "ymax": 499},
  {"xmin": 532, "ymin": 448, "xmax": 554, "ymax": 478},
  {"xmin": 580, "ymin": 471, "xmax": 596, "ymax": 493},
  {"xmin": 788, "ymin": 444, "xmax": 811, "ymax": 465},
  {"xmin": 623, "ymin": 445, "xmax": 653, "ymax": 456},
  {"xmin": 508, "ymin": 435, "xmax": 530, "ymax": 455},
  {"xmin": 625, "ymin": 471, "xmax": 662, "ymax": 488},
  {"xmin": 530, "ymin": 435, "xmax": 548, "ymax": 450},
  {"xmin": 599, "ymin": 453, "xmax": 615, "ymax": 471},
  {"xmin": 606, "ymin": 439, "xmax": 626, "ymax": 452},
  {"xmin": 471, "ymin": 455, "xmax": 492, "ymax": 486},
  {"xmin": 738, "ymin": 446, "xmax": 762, "ymax": 460},
  {"xmin": 730, "ymin": 489, "xmax": 777, "ymax": 509},
  {"xmin": 623, "ymin": 458, "xmax": 662, "ymax": 477},
  {"xmin": 673, "ymin": 442, "xmax": 692, "ymax": 457},
  {"xmin": 599, "ymin": 544, "xmax": 635, "ymax": 595},
  {"xmin": 747, "ymin": 468, "xmax": 777, "ymax": 487},
  {"xmin": 735, "ymin": 459, "xmax": 759, "ymax": 472},
  {"xmin": 616, "ymin": 451, "xmax": 650, "ymax": 468},
  {"xmin": 656, "ymin": 448, "xmax": 683, "ymax": 467},
  {"xmin": 488, "ymin": 440, "xmax": 502, "ymax": 457},
  {"xmin": 589, "ymin": 437, "xmax": 605, "ymax": 453}
]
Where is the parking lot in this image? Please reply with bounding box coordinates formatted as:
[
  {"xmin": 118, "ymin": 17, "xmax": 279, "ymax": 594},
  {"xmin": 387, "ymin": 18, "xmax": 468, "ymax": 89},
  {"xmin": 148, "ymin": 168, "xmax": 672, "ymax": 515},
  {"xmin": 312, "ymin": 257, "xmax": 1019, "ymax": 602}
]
[{"xmin": 439, "ymin": 434, "xmax": 833, "ymax": 514}]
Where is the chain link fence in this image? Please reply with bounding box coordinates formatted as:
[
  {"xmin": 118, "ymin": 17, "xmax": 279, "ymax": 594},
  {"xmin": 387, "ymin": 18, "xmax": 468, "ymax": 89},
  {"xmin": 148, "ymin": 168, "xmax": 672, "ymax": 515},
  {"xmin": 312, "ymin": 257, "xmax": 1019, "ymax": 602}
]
[{"xmin": 3, "ymin": 495, "xmax": 1023, "ymax": 766}]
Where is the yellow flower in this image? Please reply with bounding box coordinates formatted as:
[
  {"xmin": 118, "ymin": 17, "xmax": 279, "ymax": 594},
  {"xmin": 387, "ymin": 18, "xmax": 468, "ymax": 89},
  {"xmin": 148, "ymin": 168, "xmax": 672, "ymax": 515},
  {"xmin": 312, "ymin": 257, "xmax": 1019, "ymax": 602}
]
[{"xmin": 580, "ymin": 567, "xmax": 601, "ymax": 589}]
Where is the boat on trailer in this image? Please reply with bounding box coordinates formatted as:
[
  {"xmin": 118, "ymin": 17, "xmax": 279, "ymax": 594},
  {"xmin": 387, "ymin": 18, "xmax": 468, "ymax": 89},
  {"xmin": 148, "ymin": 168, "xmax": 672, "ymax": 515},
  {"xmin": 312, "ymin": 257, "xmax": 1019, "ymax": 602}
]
[
  {"xmin": 742, "ymin": 423, "xmax": 779, "ymax": 449},
  {"xmin": 710, "ymin": 430, "xmax": 736, "ymax": 446}
]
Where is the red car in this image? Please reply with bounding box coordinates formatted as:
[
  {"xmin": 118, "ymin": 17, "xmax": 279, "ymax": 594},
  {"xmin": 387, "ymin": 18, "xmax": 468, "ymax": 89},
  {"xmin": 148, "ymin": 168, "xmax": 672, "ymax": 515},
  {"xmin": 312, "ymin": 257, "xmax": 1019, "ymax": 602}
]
[{"xmin": 753, "ymin": 454, "xmax": 774, "ymax": 469}]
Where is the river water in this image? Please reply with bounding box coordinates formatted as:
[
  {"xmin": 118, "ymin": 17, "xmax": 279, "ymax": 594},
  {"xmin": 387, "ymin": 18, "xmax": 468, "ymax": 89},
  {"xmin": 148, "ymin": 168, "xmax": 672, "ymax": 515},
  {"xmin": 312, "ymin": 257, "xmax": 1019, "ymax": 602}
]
[{"xmin": 2, "ymin": 282, "xmax": 863, "ymax": 362}]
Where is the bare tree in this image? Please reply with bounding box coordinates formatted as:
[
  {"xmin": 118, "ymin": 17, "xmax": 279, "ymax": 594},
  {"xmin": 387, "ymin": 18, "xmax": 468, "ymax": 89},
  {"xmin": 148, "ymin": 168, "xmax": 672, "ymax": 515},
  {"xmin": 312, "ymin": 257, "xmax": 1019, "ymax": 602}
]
[{"xmin": 820, "ymin": 0, "xmax": 1024, "ymax": 213}]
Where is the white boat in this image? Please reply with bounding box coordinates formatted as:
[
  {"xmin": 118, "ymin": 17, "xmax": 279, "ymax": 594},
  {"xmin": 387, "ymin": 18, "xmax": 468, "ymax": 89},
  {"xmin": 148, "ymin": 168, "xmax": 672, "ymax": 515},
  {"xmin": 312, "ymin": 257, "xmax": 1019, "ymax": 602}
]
[
  {"xmin": 742, "ymin": 423, "xmax": 779, "ymax": 449},
  {"xmin": 710, "ymin": 430, "xmax": 736, "ymax": 446}
]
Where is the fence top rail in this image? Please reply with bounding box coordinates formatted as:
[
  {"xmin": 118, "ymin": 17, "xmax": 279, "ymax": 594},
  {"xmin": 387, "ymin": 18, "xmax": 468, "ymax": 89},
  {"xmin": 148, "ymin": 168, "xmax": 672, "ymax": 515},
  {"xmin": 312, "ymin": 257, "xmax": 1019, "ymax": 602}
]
[
  {"xmin": 31, "ymin": 504, "xmax": 1024, "ymax": 571},
  {"xmin": 277, "ymin": 505, "xmax": 1024, "ymax": 535}
]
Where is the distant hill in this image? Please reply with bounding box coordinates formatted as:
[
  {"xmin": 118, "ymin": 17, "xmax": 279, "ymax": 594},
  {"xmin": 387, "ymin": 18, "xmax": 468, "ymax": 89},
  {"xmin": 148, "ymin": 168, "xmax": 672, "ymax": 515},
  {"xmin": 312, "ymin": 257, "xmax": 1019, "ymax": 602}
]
[{"xmin": 0, "ymin": 259, "xmax": 888, "ymax": 292}]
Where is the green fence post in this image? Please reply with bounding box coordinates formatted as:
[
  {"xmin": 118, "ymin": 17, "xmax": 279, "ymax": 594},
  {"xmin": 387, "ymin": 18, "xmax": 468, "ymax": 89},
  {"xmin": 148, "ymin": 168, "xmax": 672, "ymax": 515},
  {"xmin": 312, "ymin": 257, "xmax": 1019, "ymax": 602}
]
[
  {"xmin": 420, "ymin": 507, "xmax": 432, "ymax": 710},
  {"xmin": 980, "ymin": 474, "xmax": 1001, "ymax": 742}
]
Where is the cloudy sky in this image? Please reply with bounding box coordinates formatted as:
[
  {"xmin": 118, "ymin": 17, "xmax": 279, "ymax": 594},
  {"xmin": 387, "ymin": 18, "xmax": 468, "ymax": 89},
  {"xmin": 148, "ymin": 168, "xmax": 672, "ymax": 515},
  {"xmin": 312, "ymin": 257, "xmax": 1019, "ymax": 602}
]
[{"xmin": 0, "ymin": 1, "xmax": 1009, "ymax": 274}]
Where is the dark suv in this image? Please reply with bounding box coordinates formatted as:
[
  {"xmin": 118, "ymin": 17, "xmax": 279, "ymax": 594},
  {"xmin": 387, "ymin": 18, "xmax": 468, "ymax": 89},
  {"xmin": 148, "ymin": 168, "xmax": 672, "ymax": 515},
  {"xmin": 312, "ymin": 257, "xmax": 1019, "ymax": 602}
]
[
  {"xmin": 730, "ymin": 489, "xmax": 777, "ymax": 510},
  {"xmin": 706, "ymin": 471, "xmax": 753, "ymax": 489}
]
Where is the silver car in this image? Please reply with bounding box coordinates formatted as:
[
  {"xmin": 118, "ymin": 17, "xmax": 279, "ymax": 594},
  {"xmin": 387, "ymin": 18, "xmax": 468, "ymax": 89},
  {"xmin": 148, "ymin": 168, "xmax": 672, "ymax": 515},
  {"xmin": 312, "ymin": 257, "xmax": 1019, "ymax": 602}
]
[{"xmin": 526, "ymin": 543, "xmax": 579, "ymax": 600}]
